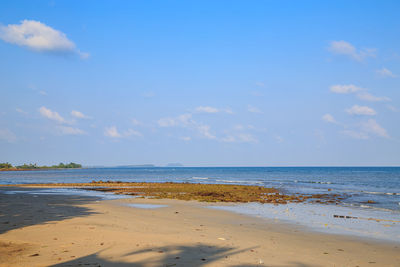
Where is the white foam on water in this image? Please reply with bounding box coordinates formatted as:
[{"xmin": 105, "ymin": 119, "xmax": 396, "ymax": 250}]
[
  {"xmin": 214, "ymin": 179, "xmax": 263, "ymax": 184},
  {"xmin": 192, "ymin": 177, "xmax": 209, "ymax": 180}
]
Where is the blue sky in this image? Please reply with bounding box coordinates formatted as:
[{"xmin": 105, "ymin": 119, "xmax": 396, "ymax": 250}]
[{"xmin": 0, "ymin": 0, "xmax": 399, "ymax": 166}]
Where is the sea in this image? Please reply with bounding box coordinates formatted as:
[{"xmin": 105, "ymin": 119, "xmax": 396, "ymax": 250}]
[{"xmin": 1, "ymin": 167, "xmax": 399, "ymax": 242}]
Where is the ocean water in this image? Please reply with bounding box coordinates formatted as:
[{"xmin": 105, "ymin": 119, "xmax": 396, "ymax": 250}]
[{"xmin": 1, "ymin": 167, "xmax": 399, "ymax": 211}]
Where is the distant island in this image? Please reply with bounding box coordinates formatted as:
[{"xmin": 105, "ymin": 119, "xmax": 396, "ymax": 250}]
[{"xmin": 0, "ymin": 162, "xmax": 82, "ymax": 171}]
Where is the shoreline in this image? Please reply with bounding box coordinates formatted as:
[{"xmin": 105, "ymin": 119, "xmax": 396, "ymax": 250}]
[
  {"xmin": 2, "ymin": 183, "xmax": 400, "ymax": 243},
  {"xmin": 1, "ymin": 167, "xmax": 398, "ymax": 213},
  {"xmin": 0, "ymin": 186, "xmax": 399, "ymax": 266},
  {"xmin": 0, "ymin": 181, "xmax": 343, "ymax": 204}
]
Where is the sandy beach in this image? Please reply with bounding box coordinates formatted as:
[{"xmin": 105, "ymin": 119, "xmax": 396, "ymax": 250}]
[
  {"xmin": 0, "ymin": 187, "xmax": 399, "ymax": 267},
  {"xmin": 2, "ymin": 0, "xmax": 400, "ymax": 265}
]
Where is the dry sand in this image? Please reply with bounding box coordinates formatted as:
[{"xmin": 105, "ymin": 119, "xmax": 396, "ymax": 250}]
[{"xmin": 0, "ymin": 187, "xmax": 399, "ymax": 267}]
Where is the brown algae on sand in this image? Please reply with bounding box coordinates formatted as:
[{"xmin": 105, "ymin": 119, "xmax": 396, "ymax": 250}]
[
  {"xmin": 89, "ymin": 181, "xmax": 296, "ymax": 203},
  {"xmin": 3, "ymin": 181, "xmax": 343, "ymax": 204}
]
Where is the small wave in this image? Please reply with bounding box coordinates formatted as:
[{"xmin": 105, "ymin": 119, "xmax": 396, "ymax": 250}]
[
  {"xmin": 214, "ymin": 179, "xmax": 264, "ymax": 185},
  {"xmin": 215, "ymin": 179, "xmax": 238, "ymax": 183},
  {"xmin": 339, "ymin": 189, "xmax": 400, "ymax": 197},
  {"xmin": 362, "ymin": 191, "xmax": 399, "ymax": 196},
  {"xmin": 299, "ymin": 180, "xmax": 333, "ymax": 185},
  {"xmin": 192, "ymin": 177, "xmax": 209, "ymax": 180}
]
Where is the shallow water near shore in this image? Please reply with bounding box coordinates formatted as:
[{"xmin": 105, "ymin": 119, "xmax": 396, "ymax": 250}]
[
  {"xmin": 0, "ymin": 187, "xmax": 131, "ymax": 200},
  {"xmin": 210, "ymin": 202, "xmax": 400, "ymax": 243}
]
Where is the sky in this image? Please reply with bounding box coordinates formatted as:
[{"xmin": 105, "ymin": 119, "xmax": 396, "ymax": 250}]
[{"xmin": 0, "ymin": 0, "xmax": 399, "ymax": 167}]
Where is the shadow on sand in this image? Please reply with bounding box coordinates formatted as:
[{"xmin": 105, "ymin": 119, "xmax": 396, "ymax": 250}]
[
  {"xmin": 0, "ymin": 187, "xmax": 320, "ymax": 267},
  {"xmin": 0, "ymin": 187, "xmax": 99, "ymax": 234},
  {"xmin": 51, "ymin": 244, "xmax": 320, "ymax": 267}
]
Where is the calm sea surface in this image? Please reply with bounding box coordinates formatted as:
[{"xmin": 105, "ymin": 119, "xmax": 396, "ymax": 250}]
[{"xmin": 1, "ymin": 167, "xmax": 399, "ymax": 212}]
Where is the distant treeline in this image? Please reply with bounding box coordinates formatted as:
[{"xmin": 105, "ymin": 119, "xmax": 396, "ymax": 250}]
[{"xmin": 0, "ymin": 162, "xmax": 82, "ymax": 170}]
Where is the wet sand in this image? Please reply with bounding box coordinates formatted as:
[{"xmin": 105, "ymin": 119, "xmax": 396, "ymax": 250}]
[{"xmin": 0, "ymin": 187, "xmax": 399, "ymax": 267}]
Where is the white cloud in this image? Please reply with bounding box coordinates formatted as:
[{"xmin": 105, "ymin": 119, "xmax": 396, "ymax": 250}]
[
  {"xmin": 346, "ymin": 105, "xmax": 376, "ymax": 116},
  {"xmin": 221, "ymin": 135, "xmax": 236, "ymax": 143},
  {"xmin": 329, "ymin": 40, "xmax": 355, "ymax": 56},
  {"xmin": 322, "ymin": 113, "xmax": 337, "ymax": 123},
  {"xmin": 330, "ymin": 84, "xmax": 362, "ymax": 94},
  {"xmin": 341, "ymin": 130, "xmax": 369, "ymax": 140},
  {"xmin": 274, "ymin": 135, "xmax": 284, "ymax": 143},
  {"xmin": 27, "ymin": 84, "xmax": 47, "ymax": 95},
  {"xmin": 195, "ymin": 106, "xmax": 233, "ymax": 114},
  {"xmin": 180, "ymin": 136, "xmax": 191, "ymax": 141},
  {"xmin": 78, "ymin": 52, "xmax": 90, "ymax": 59},
  {"xmin": 233, "ymin": 124, "xmax": 244, "ymax": 131},
  {"xmin": 57, "ymin": 126, "xmax": 86, "ymax": 135},
  {"xmin": 361, "ymin": 119, "xmax": 389, "ymax": 138},
  {"xmin": 158, "ymin": 117, "xmax": 177, "ymax": 127},
  {"xmin": 341, "ymin": 119, "xmax": 389, "ymax": 139},
  {"xmin": 71, "ymin": 110, "xmax": 90, "ymax": 119},
  {"xmin": 223, "ymin": 107, "xmax": 234, "ymax": 114},
  {"xmin": 158, "ymin": 113, "xmax": 193, "ymax": 128},
  {"xmin": 131, "ymin": 118, "xmax": 141, "ymax": 126},
  {"xmin": 0, "ymin": 20, "xmax": 88, "ymax": 59},
  {"xmin": 330, "ymin": 84, "xmax": 390, "ymax": 102},
  {"xmin": 387, "ymin": 105, "xmax": 398, "ymax": 112},
  {"xmin": 104, "ymin": 126, "xmax": 142, "ymax": 138},
  {"xmin": 376, "ymin": 68, "xmax": 397, "ymax": 78},
  {"xmin": 158, "ymin": 113, "xmax": 217, "ymax": 140},
  {"xmin": 177, "ymin": 113, "xmax": 193, "ymax": 125},
  {"xmin": 221, "ymin": 124, "xmax": 259, "ymax": 143},
  {"xmin": 356, "ymin": 92, "xmax": 390, "ymax": 102},
  {"xmin": 104, "ymin": 126, "xmax": 121, "ymax": 138},
  {"xmin": 221, "ymin": 133, "xmax": 258, "ymax": 143},
  {"xmin": 124, "ymin": 129, "xmax": 142, "ymax": 137},
  {"xmin": 0, "ymin": 128, "xmax": 17, "ymax": 143},
  {"xmin": 159, "ymin": 112, "xmax": 260, "ymax": 142},
  {"xmin": 197, "ymin": 125, "xmax": 216, "ymax": 139},
  {"xmin": 238, "ymin": 133, "xmax": 258, "ymax": 143},
  {"xmin": 328, "ymin": 40, "xmax": 375, "ymax": 61},
  {"xmin": 195, "ymin": 106, "xmax": 219, "ymax": 113},
  {"xmin": 248, "ymin": 105, "xmax": 263, "ymax": 114},
  {"xmin": 16, "ymin": 108, "xmax": 28, "ymax": 115},
  {"xmin": 39, "ymin": 106, "xmax": 66, "ymax": 123}
]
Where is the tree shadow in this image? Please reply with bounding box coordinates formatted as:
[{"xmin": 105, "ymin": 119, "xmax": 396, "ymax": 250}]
[
  {"xmin": 0, "ymin": 188, "xmax": 321, "ymax": 267},
  {"xmin": 0, "ymin": 187, "xmax": 99, "ymax": 234},
  {"xmin": 51, "ymin": 244, "xmax": 257, "ymax": 267},
  {"xmin": 51, "ymin": 244, "xmax": 320, "ymax": 267}
]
